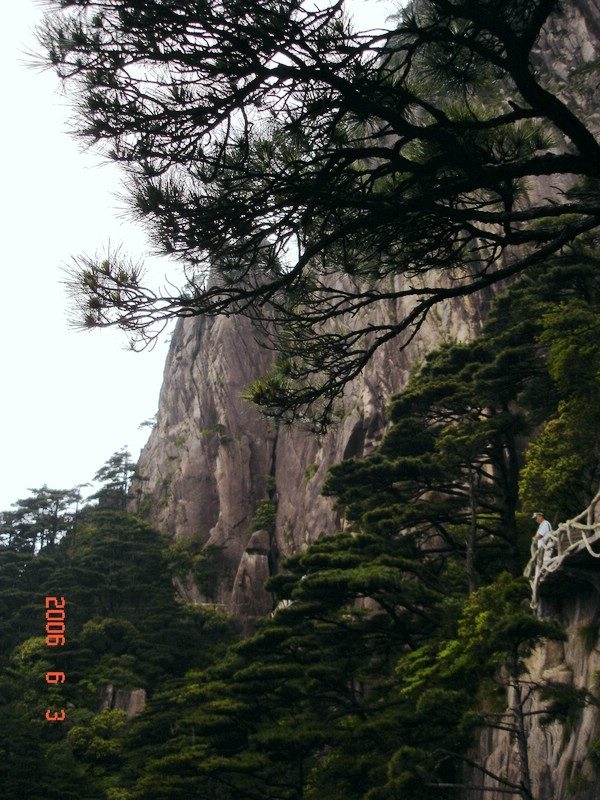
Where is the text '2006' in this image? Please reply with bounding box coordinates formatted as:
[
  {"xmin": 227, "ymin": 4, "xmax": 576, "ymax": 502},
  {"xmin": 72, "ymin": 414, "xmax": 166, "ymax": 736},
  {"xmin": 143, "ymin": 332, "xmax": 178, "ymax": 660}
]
[{"xmin": 45, "ymin": 596, "xmax": 66, "ymax": 722}]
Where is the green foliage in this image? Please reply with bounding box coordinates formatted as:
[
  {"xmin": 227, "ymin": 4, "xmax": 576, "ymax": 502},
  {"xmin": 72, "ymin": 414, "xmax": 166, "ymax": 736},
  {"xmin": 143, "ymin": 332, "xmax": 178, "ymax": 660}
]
[
  {"xmin": 39, "ymin": 0, "xmax": 600, "ymax": 426},
  {"xmin": 56, "ymin": 511, "xmax": 236, "ymax": 693},
  {"xmin": 520, "ymin": 405, "xmax": 597, "ymax": 516},
  {"xmin": 304, "ymin": 463, "xmax": 318, "ymax": 481},
  {"xmin": 90, "ymin": 448, "xmax": 136, "ymax": 510},
  {"xmin": 578, "ymin": 619, "xmax": 600, "ymax": 654},
  {"xmin": 167, "ymin": 535, "xmax": 226, "ymax": 599},
  {"xmin": 589, "ymin": 733, "xmax": 600, "ymax": 765},
  {"xmin": 521, "ymin": 326, "xmax": 600, "ymax": 514},
  {"xmin": 434, "ymin": 575, "xmax": 564, "ymax": 679},
  {"xmin": 5, "ymin": 120, "xmax": 600, "ymax": 800},
  {"xmin": 0, "ymin": 547, "xmax": 53, "ymax": 658},
  {"xmin": 518, "ymin": 244, "xmax": 600, "ymax": 515},
  {"xmin": 250, "ymin": 499, "xmax": 277, "ymax": 534},
  {"xmin": 538, "ymin": 682, "xmax": 592, "ymax": 734},
  {"xmin": 68, "ymin": 709, "xmax": 128, "ymax": 764},
  {"xmin": 0, "ymin": 506, "xmax": 237, "ymax": 800},
  {"xmin": 323, "ymin": 280, "xmax": 544, "ymax": 582},
  {"xmin": 0, "ymin": 485, "xmax": 81, "ymax": 551}
]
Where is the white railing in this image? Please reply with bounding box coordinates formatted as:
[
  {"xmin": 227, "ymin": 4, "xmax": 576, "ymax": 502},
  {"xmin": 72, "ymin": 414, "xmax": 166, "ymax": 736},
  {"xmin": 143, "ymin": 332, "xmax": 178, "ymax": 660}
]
[{"xmin": 524, "ymin": 488, "xmax": 600, "ymax": 608}]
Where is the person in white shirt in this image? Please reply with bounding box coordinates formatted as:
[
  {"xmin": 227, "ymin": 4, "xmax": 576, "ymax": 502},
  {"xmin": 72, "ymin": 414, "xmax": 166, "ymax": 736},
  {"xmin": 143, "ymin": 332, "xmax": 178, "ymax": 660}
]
[{"xmin": 532, "ymin": 511, "xmax": 553, "ymax": 556}]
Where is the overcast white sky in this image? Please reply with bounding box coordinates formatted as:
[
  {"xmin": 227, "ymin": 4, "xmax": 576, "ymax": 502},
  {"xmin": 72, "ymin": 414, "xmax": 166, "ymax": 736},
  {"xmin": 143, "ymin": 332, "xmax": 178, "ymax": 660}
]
[{"xmin": 1, "ymin": 0, "xmax": 393, "ymax": 511}]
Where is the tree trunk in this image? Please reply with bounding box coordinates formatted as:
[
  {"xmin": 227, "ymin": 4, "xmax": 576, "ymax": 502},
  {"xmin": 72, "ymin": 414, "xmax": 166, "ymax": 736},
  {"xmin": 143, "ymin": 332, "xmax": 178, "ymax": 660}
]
[
  {"xmin": 509, "ymin": 649, "xmax": 533, "ymax": 800},
  {"xmin": 467, "ymin": 472, "xmax": 477, "ymax": 594}
]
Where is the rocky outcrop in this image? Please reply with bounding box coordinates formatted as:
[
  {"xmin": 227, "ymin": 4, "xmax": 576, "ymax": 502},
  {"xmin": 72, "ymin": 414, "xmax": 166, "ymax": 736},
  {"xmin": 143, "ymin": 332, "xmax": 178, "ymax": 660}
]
[
  {"xmin": 133, "ymin": 286, "xmax": 488, "ymax": 613},
  {"xmin": 462, "ymin": 5, "xmax": 600, "ymax": 793},
  {"xmin": 466, "ymin": 494, "xmax": 600, "ymax": 800},
  {"xmin": 131, "ymin": 1, "xmax": 600, "ymax": 796},
  {"xmin": 537, "ymin": 0, "xmax": 600, "ymax": 110},
  {"xmin": 98, "ymin": 685, "xmax": 146, "ymax": 719},
  {"xmin": 133, "ymin": 312, "xmax": 278, "ymax": 606},
  {"xmin": 529, "ymin": 0, "xmax": 600, "ymax": 205},
  {"xmin": 465, "ymin": 571, "xmax": 600, "ymax": 800},
  {"xmin": 231, "ymin": 529, "xmax": 274, "ymax": 630}
]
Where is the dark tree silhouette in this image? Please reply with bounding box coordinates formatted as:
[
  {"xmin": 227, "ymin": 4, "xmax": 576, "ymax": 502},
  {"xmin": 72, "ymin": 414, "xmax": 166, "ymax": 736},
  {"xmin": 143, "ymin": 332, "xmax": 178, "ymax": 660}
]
[
  {"xmin": 0, "ymin": 486, "xmax": 82, "ymax": 551},
  {"xmin": 91, "ymin": 447, "xmax": 135, "ymax": 510},
  {"xmin": 38, "ymin": 0, "xmax": 600, "ymax": 425}
]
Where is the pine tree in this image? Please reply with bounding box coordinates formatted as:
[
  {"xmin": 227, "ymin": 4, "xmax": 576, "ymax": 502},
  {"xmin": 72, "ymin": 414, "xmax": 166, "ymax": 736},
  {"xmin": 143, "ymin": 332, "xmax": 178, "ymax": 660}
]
[
  {"xmin": 37, "ymin": 0, "xmax": 600, "ymax": 425},
  {"xmin": 520, "ymin": 244, "xmax": 600, "ymax": 516},
  {"xmin": 0, "ymin": 485, "xmax": 81, "ymax": 551},
  {"xmin": 90, "ymin": 448, "xmax": 135, "ymax": 511}
]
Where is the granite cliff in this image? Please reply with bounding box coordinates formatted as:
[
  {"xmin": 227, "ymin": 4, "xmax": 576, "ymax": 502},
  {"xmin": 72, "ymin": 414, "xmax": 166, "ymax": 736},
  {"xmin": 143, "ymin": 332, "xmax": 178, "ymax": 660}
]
[
  {"xmin": 468, "ymin": 3, "xmax": 600, "ymax": 794},
  {"xmin": 134, "ymin": 288, "xmax": 490, "ymax": 615},
  {"xmin": 464, "ymin": 569, "xmax": 600, "ymax": 800}
]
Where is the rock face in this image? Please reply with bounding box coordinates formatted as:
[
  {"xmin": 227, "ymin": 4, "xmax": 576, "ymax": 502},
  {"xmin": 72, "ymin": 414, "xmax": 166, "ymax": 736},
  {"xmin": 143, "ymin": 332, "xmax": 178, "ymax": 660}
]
[
  {"xmin": 461, "ymin": 4, "xmax": 600, "ymax": 793},
  {"xmin": 464, "ymin": 569, "xmax": 600, "ymax": 800},
  {"xmin": 133, "ymin": 313, "xmax": 279, "ymax": 606},
  {"xmin": 231, "ymin": 529, "xmax": 273, "ymax": 630},
  {"xmin": 133, "ymin": 0, "xmax": 599, "ymax": 613},
  {"xmin": 98, "ymin": 685, "xmax": 146, "ymax": 719},
  {"xmin": 134, "ymin": 0, "xmax": 600, "ymax": 616},
  {"xmin": 134, "ymin": 288, "xmax": 489, "ymax": 611}
]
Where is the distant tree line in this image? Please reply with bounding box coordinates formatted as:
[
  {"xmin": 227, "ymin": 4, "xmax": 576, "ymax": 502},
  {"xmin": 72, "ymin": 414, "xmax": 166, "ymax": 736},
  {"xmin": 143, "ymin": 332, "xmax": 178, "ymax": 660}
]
[{"xmin": 0, "ymin": 447, "xmax": 135, "ymax": 553}]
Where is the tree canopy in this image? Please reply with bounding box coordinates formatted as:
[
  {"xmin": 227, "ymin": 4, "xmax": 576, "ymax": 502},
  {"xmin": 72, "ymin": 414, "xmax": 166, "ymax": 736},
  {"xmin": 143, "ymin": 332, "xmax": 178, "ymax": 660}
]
[
  {"xmin": 0, "ymin": 506, "xmax": 236, "ymax": 800},
  {"xmin": 90, "ymin": 447, "xmax": 136, "ymax": 510},
  {"xmin": 0, "ymin": 486, "xmax": 82, "ymax": 552},
  {"xmin": 38, "ymin": 0, "xmax": 600, "ymax": 425}
]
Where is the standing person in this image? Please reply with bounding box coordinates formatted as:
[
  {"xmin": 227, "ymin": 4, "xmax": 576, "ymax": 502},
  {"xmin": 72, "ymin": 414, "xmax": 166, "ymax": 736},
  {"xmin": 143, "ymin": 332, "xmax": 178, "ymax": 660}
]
[{"xmin": 532, "ymin": 511, "xmax": 553, "ymax": 556}]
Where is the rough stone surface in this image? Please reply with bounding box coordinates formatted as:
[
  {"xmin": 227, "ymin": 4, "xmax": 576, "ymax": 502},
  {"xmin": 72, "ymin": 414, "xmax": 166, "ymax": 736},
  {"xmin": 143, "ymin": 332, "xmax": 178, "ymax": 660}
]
[
  {"xmin": 460, "ymin": 4, "xmax": 600, "ymax": 792},
  {"xmin": 133, "ymin": 286, "xmax": 489, "ymax": 608},
  {"xmin": 464, "ymin": 572, "xmax": 600, "ymax": 800},
  {"xmin": 134, "ymin": 0, "xmax": 599, "ymax": 612},
  {"xmin": 133, "ymin": 313, "xmax": 278, "ymax": 605},
  {"xmin": 133, "ymin": 0, "xmax": 599, "ymax": 607},
  {"xmin": 98, "ymin": 685, "xmax": 146, "ymax": 719},
  {"xmin": 231, "ymin": 529, "xmax": 273, "ymax": 626}
]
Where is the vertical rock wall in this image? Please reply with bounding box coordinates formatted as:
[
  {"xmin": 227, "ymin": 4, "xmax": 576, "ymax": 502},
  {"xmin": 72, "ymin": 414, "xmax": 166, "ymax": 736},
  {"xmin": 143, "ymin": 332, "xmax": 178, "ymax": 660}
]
[
  {"xmin": 134, "ymin": 288, "xmax": 488, "ymax": 611},
  {"xmin": 465, "ymin": 571, "xmax": 600, "ymax": 800},
  {"xmin": 464, "ymin": 4, "xmax": 600, "ymax": 794}
]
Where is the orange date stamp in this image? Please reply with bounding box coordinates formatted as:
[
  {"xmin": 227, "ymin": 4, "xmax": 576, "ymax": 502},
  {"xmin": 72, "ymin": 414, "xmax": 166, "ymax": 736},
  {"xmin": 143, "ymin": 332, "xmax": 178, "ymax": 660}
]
[{"xmin": 44, "ymin": 596, "xmax": 66, "ymax": 722}]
